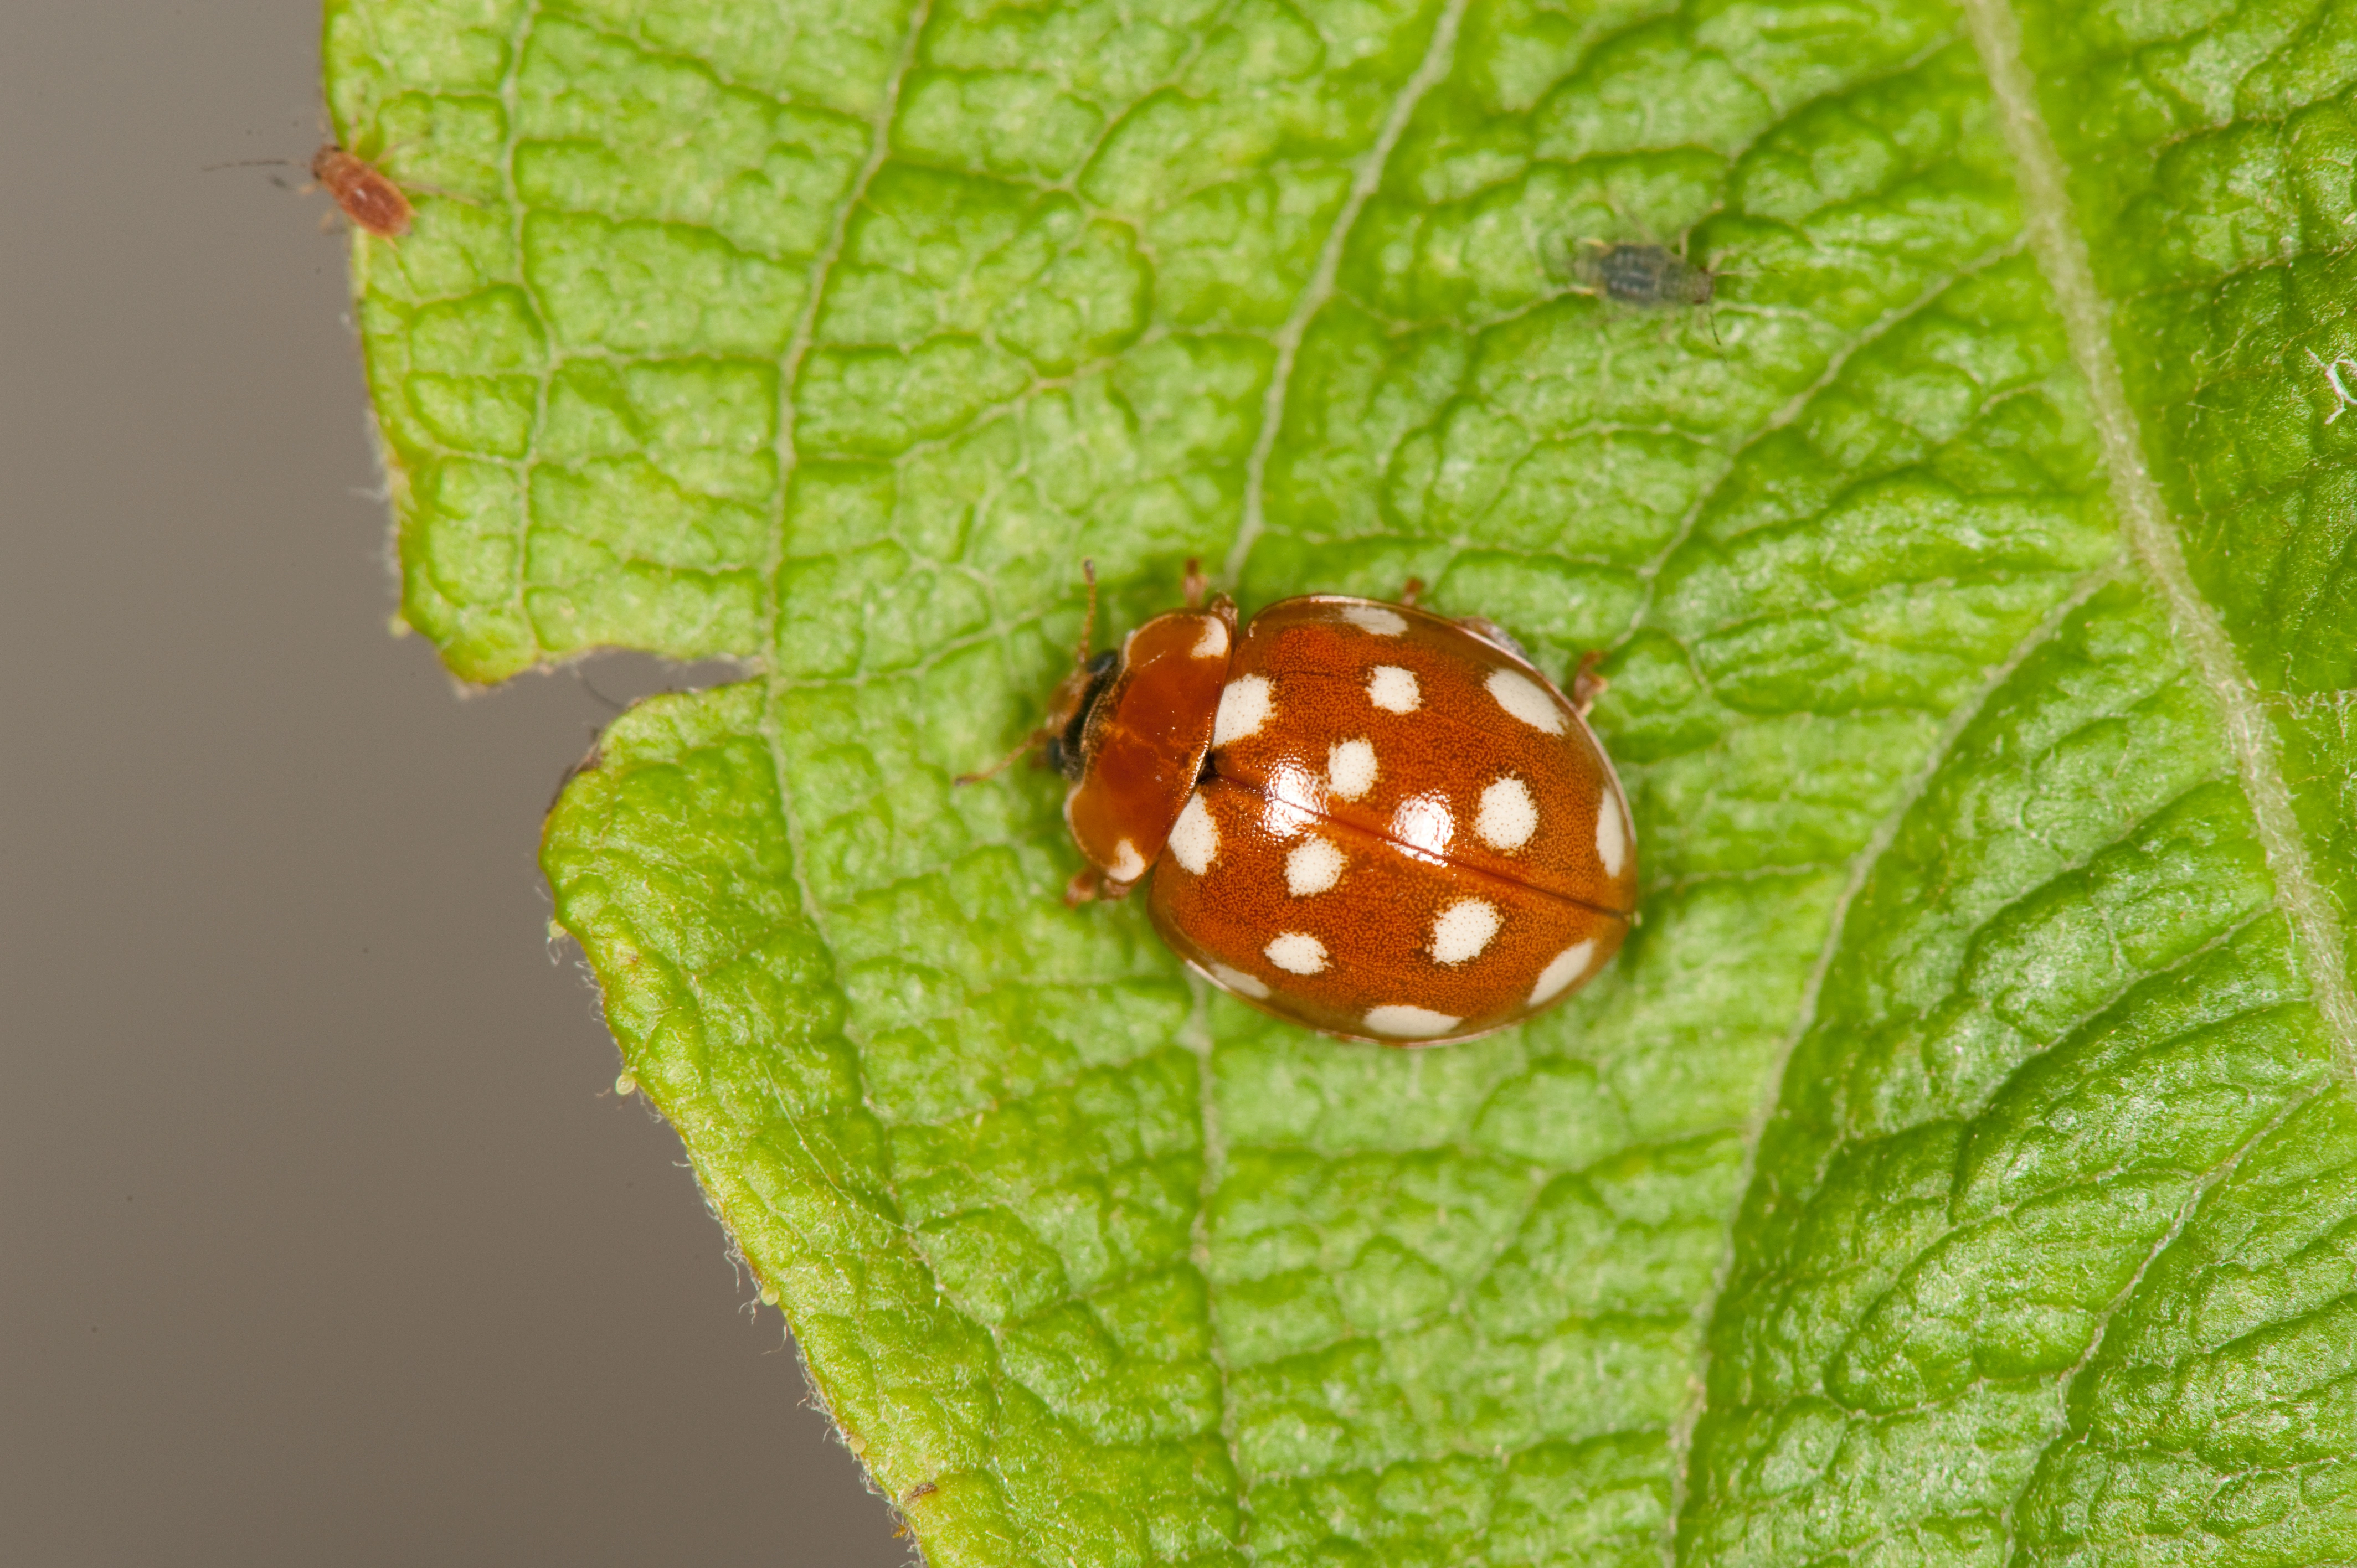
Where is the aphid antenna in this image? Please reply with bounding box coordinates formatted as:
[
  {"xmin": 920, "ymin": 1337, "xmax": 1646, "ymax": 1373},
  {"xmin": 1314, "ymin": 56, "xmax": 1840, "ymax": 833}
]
[
  {"xmin": 203, "ymin": 132, "xmax": 415, "ymax": 177},
  {"xmin": 200, "ymin": 158, "xmax": 305, "ymax": 194},
  {"xmin": 1536, "ymin": 231, "xmax": 1598, "ymax": 295},
  {"xmin": 571, "ymin": 664, "xmax": 627, "ymax": 714}
]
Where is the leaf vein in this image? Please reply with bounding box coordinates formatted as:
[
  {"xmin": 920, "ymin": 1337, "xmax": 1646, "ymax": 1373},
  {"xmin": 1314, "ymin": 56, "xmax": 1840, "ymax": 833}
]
[
  {"xmin": 1219, "ymin": 0, "xmax": 1473, "ymax": 591},
  {"xmin": 1961, "ymin": 0, "xmax": 2357, "ymax": 1087},
  {"xmin": 1659, "ymin": 557, "xmax": 2122, "ymax": 1564}
]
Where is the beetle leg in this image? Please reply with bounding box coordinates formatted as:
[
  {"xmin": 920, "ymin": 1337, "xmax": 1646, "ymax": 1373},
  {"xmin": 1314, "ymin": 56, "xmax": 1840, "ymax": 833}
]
[
  {"xmin": 1457, "ymin": 615, "xmax": 1532, "ymax": 662},
  {"xmin": 958, "ymin": 621, "xmax": 1107, "ymax": 785},
  {"xmin": 1570, "ymin": 650, "xmax": 1609, "ymax": 715},
  {"xmin": 1181, "ymin": 557, "xmax": 1207, "ymax": 611},
  {"xmin": 954, "ymin": 724, "xmax": 1054, "ymax": 786},
  {"xmin": 1063, "ymin": 865, "xmax": 1105, "ymax": 906},
  {"xmin": 1397, "ymin": 576, "xmax": 1425, "ymax": 608},
  {"xmin": 1072, "ymin": 558, "xmax": 1099, "ymax": 667}
]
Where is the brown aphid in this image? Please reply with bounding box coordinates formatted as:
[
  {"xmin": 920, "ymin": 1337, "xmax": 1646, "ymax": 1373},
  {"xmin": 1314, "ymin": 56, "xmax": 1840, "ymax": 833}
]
[{"xmin": 310, "ymin": 144, "xmax": 412, "ymax": 239}]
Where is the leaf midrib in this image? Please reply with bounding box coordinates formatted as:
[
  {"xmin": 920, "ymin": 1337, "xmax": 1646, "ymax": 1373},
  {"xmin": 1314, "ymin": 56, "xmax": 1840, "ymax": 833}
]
[
  {"xmin": 1957, "ymin": 0, "xmax": 2357, "ymax": 1077},
  {"xmin": 1955, "ymin": 6, "xmax": 2357, "ymax": 1552},
  {"xmin": 1645, "ymin": 6, "xmax": 2357, "ymax": 1560}
]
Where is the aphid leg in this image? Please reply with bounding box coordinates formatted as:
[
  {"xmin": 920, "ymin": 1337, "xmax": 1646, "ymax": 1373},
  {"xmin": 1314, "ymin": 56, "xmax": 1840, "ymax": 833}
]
[
  {"xmin": 1181, "ymin": 556, "xmax": 1207, "ymax": 611},
  {"xmin": 1570, "ymin": 650, "xmax": 1610, "ymax": 716},
  {"xmin": 1397, "ymin": 576, "xmax": 1425, "ymax": 608},
  {"xmin": 1565, "ymin": 235, "xmax": 1606, "ymax": 297},
  {"xmin": 573, "ymin": 665, "xmax": 626, "ymax": 714},
  {"xmin": 366, "ymin": 138, "xmax": 483, "ymax": 210}
]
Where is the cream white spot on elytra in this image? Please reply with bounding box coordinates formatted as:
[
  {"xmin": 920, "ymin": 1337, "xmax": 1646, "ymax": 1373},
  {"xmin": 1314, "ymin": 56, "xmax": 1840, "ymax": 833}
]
[
  {"xmin": 1339, "ymin": 604, "xmax": 1408, "ymax": 637},
  {"xmin": 1367, "ymin": 665, "xmax": 1421, "ymax": 713},
  {"xmin": 1595, "ymin": 790, "xmax": 1627, "ymax": 877},
  {"xmin": 1475, "ymin": 776, "xmax": 1538, "ymax": 851},
  {"xmin": 1528, "ymin": 940, "xmax": 1597, "ymax": 1007},
  {"xmin": 1364, "ymin": 1004, "xmax": 1460, "ymax": 1039},
  {"xmin": 1390, "ymin": 791, "xmax": 1454, "ymax": 861},
  {"xmin": 1264, "ymin": 931, "xmax": 1327, "ymax": 974},
  {"xmin": 1285, "ymin": 837, "xmax": 1346, "ymax": 896},
  {"xmin": 1486, "ymin": 668, "xmax": 1565, "ymax": 734},
  {"xmin": 1213, "ymin": 673, "xmax": 1273, "ymax": 746},
  {"xmin": 1167, "ymin": 791, "xmax": 1218, "ymax": 875},
  {"xmin": 1192, "ymin": 617, "xmax": 1230, "ymax": 659},
  {"xmin": 1262, "ymin": 761, "xmax": 1323, "ymax": 838},
  {"xmin": 1207, "ymin": 960, "xmax": 1270, "ymax": 1000},
  {"xmin": 1108, "ymin": 838, "xmax": 1146, "ymax": 883},
  {"xmin": 1429, "ymin": 898, "xmax": 1501, "ymax": 964},
  {"xmin": 1327, "ymin": 737, "xmax": 1377, "ymax": 801}
]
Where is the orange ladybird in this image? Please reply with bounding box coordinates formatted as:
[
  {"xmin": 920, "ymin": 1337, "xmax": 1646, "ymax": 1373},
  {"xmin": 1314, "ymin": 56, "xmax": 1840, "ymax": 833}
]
[{"xmin": 973, "ymin": 565, "xmax": 1638, "ymax": 1045}]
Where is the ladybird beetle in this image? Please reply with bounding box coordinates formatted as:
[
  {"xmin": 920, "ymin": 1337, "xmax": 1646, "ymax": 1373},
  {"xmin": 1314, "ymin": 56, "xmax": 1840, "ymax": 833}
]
[{"xmin": 967, "ymin": 564, "xmax": 1638, "ymax": 1045}]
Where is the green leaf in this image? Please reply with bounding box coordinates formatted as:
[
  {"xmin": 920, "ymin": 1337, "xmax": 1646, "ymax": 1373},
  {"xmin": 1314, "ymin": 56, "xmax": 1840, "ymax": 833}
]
[{"xmin": 326, "ymin": 0, "xmax": 2357, "ymax": 1558}]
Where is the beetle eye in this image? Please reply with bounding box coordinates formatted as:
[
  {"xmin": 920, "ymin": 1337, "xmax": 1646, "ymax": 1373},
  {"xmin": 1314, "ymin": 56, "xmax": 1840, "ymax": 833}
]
[
  {"xmin": 1053, "ymin": 710, "xmax": 1089, "ymax": 781},
  {"xmin": 1057, "ymin": 653, "xmax": 1122, "ymax": 781}
]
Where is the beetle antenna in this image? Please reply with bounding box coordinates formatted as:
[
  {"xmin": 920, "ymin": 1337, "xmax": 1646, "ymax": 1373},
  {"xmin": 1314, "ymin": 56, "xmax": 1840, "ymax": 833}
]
[
  {"xmin": 202, "ymin": 158, "xmax": 299, "ymax": 171},
  {"xmin": 1073, "ymin": 559, "xmax": 1098, "ymax": 668},
  {"xmin": 1181, "ymin": 557, "xmax": 1207, "ymax": 611},
  {"xmin": 1569, "ymin": 649, "xmax": 1609, "ymax": 716},
  {"xmin": 955, "ymin": 561, "xmax": 1100, "ymax": 788},
  {"xmin": 955, "ymin": 728, "xmax": 1049, "ymax": 786}
]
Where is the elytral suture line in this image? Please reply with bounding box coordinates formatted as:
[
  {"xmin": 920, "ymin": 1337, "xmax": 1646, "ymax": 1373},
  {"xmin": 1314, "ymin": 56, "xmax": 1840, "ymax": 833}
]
[
  {"xmin": 1962, "ymin": 0, "xmax": 2357, "ymax": 1084},
  {"xmin": 1199, "ymin": 0, "xmax": 1469, "ymax": 1514}
]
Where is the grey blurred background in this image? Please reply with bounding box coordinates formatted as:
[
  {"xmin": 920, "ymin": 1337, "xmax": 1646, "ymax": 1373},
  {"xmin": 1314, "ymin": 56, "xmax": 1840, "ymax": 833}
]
[{"xmin": 1, "ymin": 3, "xmax": 905, "ymax": 1561}]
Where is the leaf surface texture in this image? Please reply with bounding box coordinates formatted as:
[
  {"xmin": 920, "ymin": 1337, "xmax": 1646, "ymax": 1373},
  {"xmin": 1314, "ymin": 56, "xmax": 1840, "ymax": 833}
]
[{"xmin": 327, "ymin": 0, "xmax": 2357, "ymax": 1557}]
